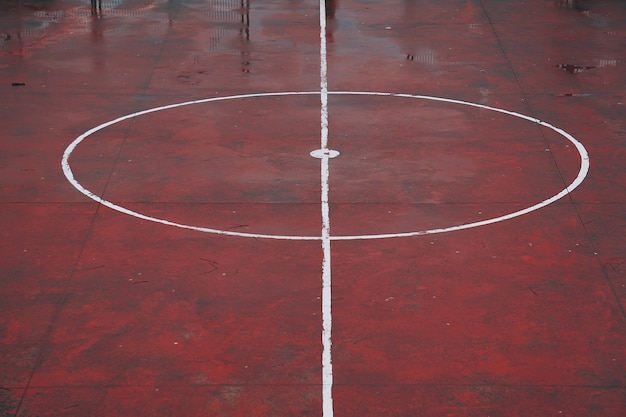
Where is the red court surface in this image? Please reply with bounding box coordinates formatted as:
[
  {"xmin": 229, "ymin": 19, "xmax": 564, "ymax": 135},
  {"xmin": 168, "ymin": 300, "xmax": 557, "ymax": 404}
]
[{"xmin": 1, "ymin": 0, "xmax": 625, "ymax": 416}]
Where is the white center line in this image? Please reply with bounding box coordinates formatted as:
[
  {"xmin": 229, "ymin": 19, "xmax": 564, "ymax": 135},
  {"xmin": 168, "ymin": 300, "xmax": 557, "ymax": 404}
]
[{"xmin": 319, "ymin": 1, "xmax": 334, "ymax": 417}]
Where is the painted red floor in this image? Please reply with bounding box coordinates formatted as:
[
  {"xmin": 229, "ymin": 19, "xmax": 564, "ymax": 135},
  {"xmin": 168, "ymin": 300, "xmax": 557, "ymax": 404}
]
[{"xmin": 1, "ymin": 0, "xmax": 625, "ymax": 416}]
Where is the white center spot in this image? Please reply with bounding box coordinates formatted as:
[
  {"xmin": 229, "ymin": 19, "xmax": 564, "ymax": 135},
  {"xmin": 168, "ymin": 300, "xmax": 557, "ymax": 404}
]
[{"xmin": 310, "ymin": 148, "xmax": 340, "ymax": 159}]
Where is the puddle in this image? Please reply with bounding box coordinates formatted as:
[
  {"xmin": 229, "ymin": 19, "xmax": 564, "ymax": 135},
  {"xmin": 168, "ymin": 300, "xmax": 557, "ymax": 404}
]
[
  {"xmin": 557, "ymin": 58, "xmax": 621, "ymax": 74},
  {"xmin": 0, "ymin": 0, "xmax": 162, "ymax": 47},
  {"xmin": 326, "ymin": 0, "xmax": 337, "ymax": 19},
  {"xmin": 595, "ymin": 58, "xmax": 621, "ymax": 68},
  {"xmin": 555, "ymin": 0, "xmax": 613, "ymax": 28},
  {"xmin": 406, "ymin": 50, "xmax": 436, "ymax": 64},
  {"xmin": 1, "ymin": 0, "xmax": 250, "ymax": 59},
  {"xmin": 554, "ymin": 0, "xmax": 588, "ymax": 12},
  {"xmin": 557, "ymin": 64, "xmax": 595, "ymax": 74}
]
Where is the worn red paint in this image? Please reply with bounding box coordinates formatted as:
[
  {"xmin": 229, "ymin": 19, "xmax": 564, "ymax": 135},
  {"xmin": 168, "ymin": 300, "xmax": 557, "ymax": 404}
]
[{"xmin": 1, "ymin": 0, "xmax": 625, "ymax": 416}]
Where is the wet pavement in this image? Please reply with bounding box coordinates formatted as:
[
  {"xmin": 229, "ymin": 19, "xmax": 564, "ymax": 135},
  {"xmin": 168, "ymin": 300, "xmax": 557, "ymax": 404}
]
[{"xmin": 1, "ymin": 0, "xmax": 625, "ymax": 416}]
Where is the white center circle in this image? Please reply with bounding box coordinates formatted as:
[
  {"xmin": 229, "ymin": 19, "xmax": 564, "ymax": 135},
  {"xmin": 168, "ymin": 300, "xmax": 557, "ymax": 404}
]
[{"xmin": 62, "ymin": 91, "xmax": 589, "ymax": 241}]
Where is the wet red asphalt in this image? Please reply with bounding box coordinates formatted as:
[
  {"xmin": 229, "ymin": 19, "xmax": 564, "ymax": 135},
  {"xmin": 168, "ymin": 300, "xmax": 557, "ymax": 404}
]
[{"xmin": 1, "ymin": 0, "xmax": 625, "ymax": 416}]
